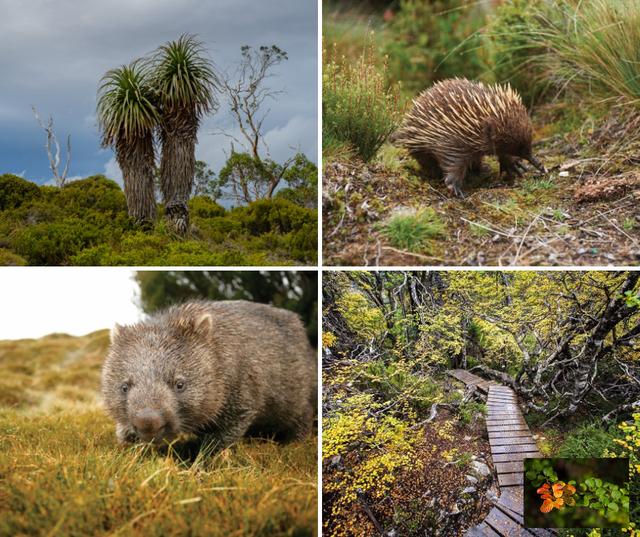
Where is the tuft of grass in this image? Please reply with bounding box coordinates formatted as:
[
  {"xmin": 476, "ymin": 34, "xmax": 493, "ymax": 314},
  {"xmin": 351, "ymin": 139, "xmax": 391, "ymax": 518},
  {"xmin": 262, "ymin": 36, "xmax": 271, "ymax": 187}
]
[
  {"xmin": 520, "ymin": 177, "xmax": 556, "ymax": 193},
  {"xmin": 382, "ymin": 208, "xmax": 445, "ymax": 252},
  {"xmin": 0, "ymin": 332, "xmax": 317, "ymax": 536},
  {"xmin": 323, "ymin": 35, "xmax": 403, "ymax": 163},
  {"xmin": 517, "ymin": 0, "xmax": 640, "ymax": 107}
]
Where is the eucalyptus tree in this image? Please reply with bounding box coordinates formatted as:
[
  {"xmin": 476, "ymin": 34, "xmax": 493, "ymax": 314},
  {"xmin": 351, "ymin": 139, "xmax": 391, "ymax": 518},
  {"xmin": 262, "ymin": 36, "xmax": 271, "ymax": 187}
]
[
  {"xmin": 97, "ymin": 61, "xmax": 159, "ymax": 225},
  {"xmin": 150, "ymin": 34, "xmax": 219, "ymax": 234}
]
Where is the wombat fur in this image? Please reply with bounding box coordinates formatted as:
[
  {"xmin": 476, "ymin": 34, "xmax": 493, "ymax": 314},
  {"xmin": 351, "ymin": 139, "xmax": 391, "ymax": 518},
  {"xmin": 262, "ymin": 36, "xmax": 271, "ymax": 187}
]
[{"xmin": 102, "ymin": 300, "xmax": 317, "ymax": 449}]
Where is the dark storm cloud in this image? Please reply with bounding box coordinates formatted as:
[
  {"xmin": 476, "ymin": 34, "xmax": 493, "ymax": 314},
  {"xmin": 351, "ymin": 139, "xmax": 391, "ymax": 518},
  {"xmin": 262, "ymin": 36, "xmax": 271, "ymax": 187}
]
[{"xmin": 0, "ymin": 0, "xmax": 317, "ymax": 183}]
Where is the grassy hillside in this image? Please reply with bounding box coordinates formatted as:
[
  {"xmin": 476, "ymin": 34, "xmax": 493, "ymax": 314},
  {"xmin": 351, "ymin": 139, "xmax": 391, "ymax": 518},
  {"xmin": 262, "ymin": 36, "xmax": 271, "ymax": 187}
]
[
  {"xmin": 0, "ymin": 175, "xmax": 317, "ymax": 266},
  {"xmin": 0, "ymin": 331, "xmax": 317, "ymax": 536}
]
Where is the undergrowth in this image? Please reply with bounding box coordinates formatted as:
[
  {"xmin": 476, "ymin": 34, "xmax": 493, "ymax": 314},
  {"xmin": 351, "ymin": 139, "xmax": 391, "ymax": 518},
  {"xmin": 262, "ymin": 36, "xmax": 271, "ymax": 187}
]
[{"xmin": 0, "ymin": 174, "xmax": 317, "ymax": 266}]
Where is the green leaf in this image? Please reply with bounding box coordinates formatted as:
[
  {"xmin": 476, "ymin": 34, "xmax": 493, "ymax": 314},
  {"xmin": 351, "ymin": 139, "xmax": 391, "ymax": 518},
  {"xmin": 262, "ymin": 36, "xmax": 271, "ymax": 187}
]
[
  {"xmin": 526, "ymin": 470, "xmax": 537, "ymax": 480},
  {"xmin": 592, "ymin": 502, "xmax": 602, "ymax": 509},
  {"xmin": 609, "ymin": 502, "xmax": 619, "ymax": 512},
  {"xmin": 611, "ymin": 490, "xmax": 621, "ymax": 500},
  {"xmin": 543, "ymin": 467, "xmax": 554, "ymax": 477}
]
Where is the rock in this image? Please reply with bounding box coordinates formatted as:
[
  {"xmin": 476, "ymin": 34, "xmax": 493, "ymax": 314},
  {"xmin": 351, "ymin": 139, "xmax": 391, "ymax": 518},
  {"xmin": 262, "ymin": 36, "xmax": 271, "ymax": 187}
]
[
  {"xmin": 486, "ymin": 489, "xmax": 499, "ymax": 503},
  {"xmin": 330, "ymin": 455, "xmax": 342, "ymax": 468},
  {"xmin": 450, "ymin": 503, "xmax": 460, "ymax": 515},
  {"xmin": 462, "ymin": 487, "xmax": 476, "ymax": 494},
  {"xmin": 465, "ymin": 475, "xmax": 478, "ymax": 484},
  {"xmin": 469, "ymin": 460, "xmax": 491, "ymax": 478}
]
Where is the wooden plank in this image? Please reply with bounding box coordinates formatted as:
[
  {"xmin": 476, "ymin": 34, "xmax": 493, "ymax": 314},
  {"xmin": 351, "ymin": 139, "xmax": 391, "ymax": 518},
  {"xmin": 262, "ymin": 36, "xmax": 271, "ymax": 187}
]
[
  {"xmin": 491, "ymin": 444, "xmax": 539, "ymax": 454},
  {"xmin": 486, "ymin": 418, "xmax": 527, "ymax": 424},
  {"xmin": 494, "ymin": 461, "xmax": 523, "ymax": 474},
  {"xmin": 484, "ymin": 507, "xmax": 529, "ymax": 537},
  {"xmin": 470, "ymin": 522, "xmax": 502, "ymax": 537},
  {"xmin": 490, "ymin": 436, "xmax": 536, "ymax": 447},
  {"xmin": 487, "ymin": 425, "xmax": 532, "ymax": 433},
  {"xmin": 487, "ymin": 419, "xmax": 528, "ymax": 427},
  {"xmin": 498, "ymin": 472, "xmax": 524, "ymax": 487},
  {"xmin": 492, "ymin": 451, "xmax": 540, "ymax": 463},
  {"xmin": 495, "ymin": 502, "xmax": 524, "ymax": 524},
  {"xmin": 486, "ymin": 414, "xmax": 527, "ymax": 421},
  {"xmin": 527, "ymin": 529, "xmax": 557, "ymax": 537},
  {"xmin": 497, "ymin": 486, "xmax": 523, "ymax": 515},
  {"xmin": 489, "ymin": 430, "xmax": 533, "ymax": 440}
]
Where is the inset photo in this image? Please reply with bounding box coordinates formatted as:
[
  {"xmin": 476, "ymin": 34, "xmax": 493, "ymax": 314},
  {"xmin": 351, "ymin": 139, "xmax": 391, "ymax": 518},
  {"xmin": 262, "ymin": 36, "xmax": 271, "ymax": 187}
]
[
  {"xmin": 0, "ymin": 0, "xmax": 317, "ymax": 266},
  {"xmin": 0, "ymin": 269, "xmax": 318, "ymax": 536},
  {"xmin": 322, "ymin": 1, "xmax": 639, "ymax": 266},
  {"xmin": 322, "ymin": 270, "xmax": 639, "ymax": 536},
  {"xmin": 524, "ymin": 458, "xmax": 629, "ymax": 529}
]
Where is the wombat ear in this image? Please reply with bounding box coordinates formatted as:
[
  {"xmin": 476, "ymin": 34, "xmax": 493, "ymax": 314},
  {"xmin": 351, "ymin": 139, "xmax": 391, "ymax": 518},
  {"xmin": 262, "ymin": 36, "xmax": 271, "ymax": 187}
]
[
  {"xmin": 194, "ymin": 312, "xmax": 213, "ymax": 334},
  {"xmin": 111, "ymin": 324, "xmax": 124, "ymax": 341}
]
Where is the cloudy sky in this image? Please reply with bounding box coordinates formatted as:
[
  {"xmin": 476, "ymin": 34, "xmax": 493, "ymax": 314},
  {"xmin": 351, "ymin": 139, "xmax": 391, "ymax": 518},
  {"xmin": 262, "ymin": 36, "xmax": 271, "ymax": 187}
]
[
  {"xmin": 0, "ymin": 0, "xmax": 317, "ymax": 185},
  {"xmin": 0, "ymin": 268, "xmax": 141, "ymax": 339}
]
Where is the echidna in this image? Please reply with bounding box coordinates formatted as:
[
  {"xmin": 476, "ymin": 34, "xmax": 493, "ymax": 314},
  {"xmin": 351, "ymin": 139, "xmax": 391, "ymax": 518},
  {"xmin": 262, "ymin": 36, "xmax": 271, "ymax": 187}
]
[{"xmin": 392, "ymin": 78, "xmax": 546, "ymax": 197}]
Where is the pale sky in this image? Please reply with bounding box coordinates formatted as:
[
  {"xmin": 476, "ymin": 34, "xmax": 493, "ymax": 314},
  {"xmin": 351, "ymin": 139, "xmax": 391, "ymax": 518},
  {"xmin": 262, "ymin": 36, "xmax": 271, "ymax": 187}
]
[{"xmin": 0, "ymin": 268, "xmax": 141, "ymax": 340}]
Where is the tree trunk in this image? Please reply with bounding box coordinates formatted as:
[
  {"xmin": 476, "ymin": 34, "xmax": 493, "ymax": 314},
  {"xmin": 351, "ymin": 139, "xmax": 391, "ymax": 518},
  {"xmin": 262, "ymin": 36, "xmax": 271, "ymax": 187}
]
[
  {"xmin": 160, "ymin": 114, "xmax": 197, "ymax": 236},
  {"xmin": 117, "ymin": 135, "xmax": 156, "ymax": 226}
]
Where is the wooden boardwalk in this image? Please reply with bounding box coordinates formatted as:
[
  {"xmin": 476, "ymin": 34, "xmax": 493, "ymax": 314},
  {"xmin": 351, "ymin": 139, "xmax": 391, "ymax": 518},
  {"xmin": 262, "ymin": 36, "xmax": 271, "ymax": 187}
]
[{"xmin": 447, "ymin": 370, "xmax": 556, "ymax": 537}]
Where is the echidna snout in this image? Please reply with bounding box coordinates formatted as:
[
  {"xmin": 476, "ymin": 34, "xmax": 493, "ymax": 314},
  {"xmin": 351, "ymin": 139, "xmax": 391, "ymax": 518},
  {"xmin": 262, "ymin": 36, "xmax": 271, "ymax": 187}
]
[{"xmin": 392, "ymin": 78, "xmax": 546, "ymax": 197}]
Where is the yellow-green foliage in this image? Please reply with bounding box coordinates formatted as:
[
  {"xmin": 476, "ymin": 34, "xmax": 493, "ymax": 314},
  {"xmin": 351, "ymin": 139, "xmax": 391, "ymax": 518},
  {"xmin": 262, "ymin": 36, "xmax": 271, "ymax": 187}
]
[
  {"xmin": 0, "ymin": 332, "xmax": 317, "ymax": 536},
  {"xmin": 604, "ymin": 413, "xmax": 640, "ymax": 536},
  {"xmin": 337, "ymin": 291, "xmax": 386, "ymax": 341},
  {"xmin": 323, "ymin": 393, "xmax": 419, "ymax": 536},
  {"xmin": 361, "ymin": 359, "xmax": 442, "ymax": 410},
  {"xmin": 0, "ymin": 175, "xmax": 317, "ymax": 266},
  {"xmin": 322, "ymin": 331, "xmax": 337, "ymax": 349},
  {"xmin": 416, "ymin": 308, "xmax": 465, "ymax": 366}
]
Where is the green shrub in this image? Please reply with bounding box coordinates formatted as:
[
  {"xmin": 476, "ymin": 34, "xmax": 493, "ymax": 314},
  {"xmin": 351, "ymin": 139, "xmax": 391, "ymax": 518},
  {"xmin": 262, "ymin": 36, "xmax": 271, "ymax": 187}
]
[
  {"xmin": 56, "ymin": 176, "xmax": 127, "ymax": 216},
  {"xmin": 0, "ymin": 174, "xmax": 41, "ymax": 210},
  {"xmin": 188, "ymin": 196, "xmax": 226, "ymax": 218},
  {"xmin": 192, "ymin": 216, "xmax": 243, "ymax": 242},
  {"xmin": 557, "ymin": 422, "xmax": 623, "ymax": 458},
  {"xmin": 459, "ymin": 401, "xmax": 486, "ymax": 425},
  {"xmin": 12, "ymin": 218, "xmax": 105, "ymax": 265},
  {"xmin": 383, "ymin": 0, "xmax": 488, "ymax": 95},
  {"xmin": 0, "ymin": 249, "xmax": 27, "ymax": 266},
  {"xmin": 382, "ymin": 208, "xmax": 445, "ymax": 252},
  {"xmin": 323, "ymin": 37, "xmax": 403, "ymax": 162},
  {"xmin": 233, "ymin": 198, "xmax": 317, "ymax": 235}
]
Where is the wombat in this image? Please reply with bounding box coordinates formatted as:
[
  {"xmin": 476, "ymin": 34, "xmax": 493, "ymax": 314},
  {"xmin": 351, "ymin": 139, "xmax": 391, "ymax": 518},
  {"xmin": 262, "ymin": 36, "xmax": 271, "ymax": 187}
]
[{"xmin": 102, "ymin": 300, "xmax": 317, "ymax": 449}]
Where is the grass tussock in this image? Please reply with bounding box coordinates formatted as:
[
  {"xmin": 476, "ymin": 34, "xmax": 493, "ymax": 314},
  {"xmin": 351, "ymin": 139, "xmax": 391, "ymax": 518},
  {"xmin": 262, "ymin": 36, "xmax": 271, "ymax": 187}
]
[
  {"xmin": 0, "ymin": 332, "xmax": 317, "ymax": 536},
  {"xmin": 382, "ymin": 208, "xmax": 445, "ymax": 253},
  {"xmin": 532, "ymin": 0, "xmax": 640, "ymax": 106}
]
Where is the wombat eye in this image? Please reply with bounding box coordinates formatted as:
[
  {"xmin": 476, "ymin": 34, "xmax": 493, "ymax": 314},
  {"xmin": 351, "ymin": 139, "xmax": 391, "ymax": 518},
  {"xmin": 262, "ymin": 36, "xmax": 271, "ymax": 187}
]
[
  {"xmin": 121, "ymin": 383, "xmax": 129, "ymax": 394},
  {"xmin": 175, "ymin": 380, "xmax": 186, "ymax": 392}
]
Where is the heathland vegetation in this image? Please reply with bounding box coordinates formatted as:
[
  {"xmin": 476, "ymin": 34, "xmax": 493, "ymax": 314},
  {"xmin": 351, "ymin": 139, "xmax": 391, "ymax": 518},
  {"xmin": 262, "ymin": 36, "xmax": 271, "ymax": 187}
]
[
  {"xmin": 323, "ymin": 0, "xmax": 640, "ymax": 266},
  {"xmin": 1, "ymin": 36, "xmax": 317, "ymax": 266},
  {"xmin": 322, "ymin": 271, "xmax": 639, "ymax": 536}
]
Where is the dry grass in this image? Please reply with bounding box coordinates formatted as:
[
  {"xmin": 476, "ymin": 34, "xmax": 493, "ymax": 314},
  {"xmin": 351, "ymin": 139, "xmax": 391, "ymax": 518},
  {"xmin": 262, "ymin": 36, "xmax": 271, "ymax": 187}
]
[{"xmin": 0, "ymin": 331, "xmax": 317, "ymax": 536}]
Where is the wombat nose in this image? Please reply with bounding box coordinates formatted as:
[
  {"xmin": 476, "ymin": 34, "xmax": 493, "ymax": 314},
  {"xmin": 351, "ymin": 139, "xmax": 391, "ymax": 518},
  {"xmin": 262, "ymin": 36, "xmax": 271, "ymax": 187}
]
[{"xmin": 132, "ymin": 408, "xmax": 166, "ymax": 437}]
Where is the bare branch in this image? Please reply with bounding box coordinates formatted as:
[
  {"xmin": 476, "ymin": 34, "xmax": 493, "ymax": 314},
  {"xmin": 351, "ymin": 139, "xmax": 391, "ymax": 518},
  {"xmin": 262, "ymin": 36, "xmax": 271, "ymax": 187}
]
[{"xmin": 32, "ymin": 105, "xmax": 71, "ymax": 187}]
